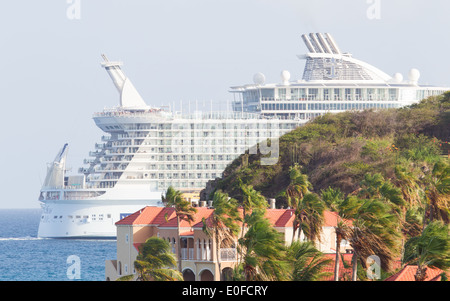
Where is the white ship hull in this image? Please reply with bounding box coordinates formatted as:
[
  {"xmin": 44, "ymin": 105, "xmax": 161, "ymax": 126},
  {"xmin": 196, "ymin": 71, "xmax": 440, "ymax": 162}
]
[{"xmin": 38, "ymin": 188, "xmax": 163, "ymax": 238}]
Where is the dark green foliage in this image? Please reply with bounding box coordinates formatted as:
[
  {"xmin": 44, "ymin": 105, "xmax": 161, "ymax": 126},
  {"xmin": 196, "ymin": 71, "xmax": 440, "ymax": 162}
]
[{"xmin": 205, "ymin": 93, "xmax": 449, "ymax": 209}]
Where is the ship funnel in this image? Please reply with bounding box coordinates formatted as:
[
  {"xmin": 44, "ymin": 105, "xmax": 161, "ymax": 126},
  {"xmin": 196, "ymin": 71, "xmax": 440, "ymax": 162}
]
[
  {"xmin": 100, "ymin": 54, "xmax": 149, "ymax": 109},
  {"xmin": 324, "ymin": 33, "xmax": 341, "ymax": 54},
  {"xmin": 302, "ymin": 34, "xmax": 316, "ymax": 53},
  {"xmin": 43, "ymin": 144, "xmax": 68, "ymax": 189},
  {"xmin": 301, "ymin": 33, "xmax": 342, "ymax": 55}
]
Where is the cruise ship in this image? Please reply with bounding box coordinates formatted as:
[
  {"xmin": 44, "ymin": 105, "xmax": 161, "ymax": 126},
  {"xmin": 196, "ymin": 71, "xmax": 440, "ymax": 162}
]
[
  {"xmin": 37, "ymin": 56, "xmax": 302, "ymax": 238},
  {"xmin": 38, "ymin": 33, "xmax": 448, "ymax": 238}
]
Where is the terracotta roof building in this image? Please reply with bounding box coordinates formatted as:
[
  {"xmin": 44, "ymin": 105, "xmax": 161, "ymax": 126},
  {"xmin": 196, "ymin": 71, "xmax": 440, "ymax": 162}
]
[
  {"xmin": 105, "ymin": 205, "xmax": 351, "ymax": 281},
  {"xmin": 385, "ymin": 265, "xmax": 448, "ymax": 281}
]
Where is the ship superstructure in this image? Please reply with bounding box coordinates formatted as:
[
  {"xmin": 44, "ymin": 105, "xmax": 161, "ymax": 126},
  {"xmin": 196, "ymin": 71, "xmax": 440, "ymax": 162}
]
[
  {"xmin": 38, "ymin": 56, "xmax": 302, "ymax": 238},
  {"xmin": 230, "ymin": 33, "xmax": 448, "ymax": 120}
]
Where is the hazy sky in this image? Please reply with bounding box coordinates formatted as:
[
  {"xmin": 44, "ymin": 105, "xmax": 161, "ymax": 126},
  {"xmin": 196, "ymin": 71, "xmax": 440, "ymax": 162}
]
[{"xmin": 1, "ymin": 0, "xmax": 450, "ymax": 208}]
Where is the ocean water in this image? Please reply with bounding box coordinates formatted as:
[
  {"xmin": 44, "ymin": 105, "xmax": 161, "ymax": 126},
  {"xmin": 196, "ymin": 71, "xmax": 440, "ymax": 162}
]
[{"xmin": 0, "ymin": 209, "xmax": 116, "ymax": 281}]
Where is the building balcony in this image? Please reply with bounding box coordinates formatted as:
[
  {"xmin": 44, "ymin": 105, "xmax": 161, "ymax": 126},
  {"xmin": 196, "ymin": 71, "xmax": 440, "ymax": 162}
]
[
  {"xmin": 220, "ymin": 248, "xmax": 237, "ymax": 262},
  {"xmin": 181, "ymin": 248, "xmax": 194, "ymax": 260}
]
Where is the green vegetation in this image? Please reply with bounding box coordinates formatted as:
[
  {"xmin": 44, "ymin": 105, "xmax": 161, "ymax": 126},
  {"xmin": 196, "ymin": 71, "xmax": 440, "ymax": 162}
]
[
  {"xmin": 118, "ymin": 237, "xmax": 183, "ymax": 281},
  {"xmin": 204, "ymin": 92, "xmax": 450, "ymax": 281}
]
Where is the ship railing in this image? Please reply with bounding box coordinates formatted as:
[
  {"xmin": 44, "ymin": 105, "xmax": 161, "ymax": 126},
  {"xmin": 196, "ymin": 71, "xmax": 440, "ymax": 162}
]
[
  {"xmin": 93, "ymin": 108, "xmax": 168, "ymax": 118},
  {"xmin": 259, "ymin": 96, "xmax": 397, "ymax": 102}
]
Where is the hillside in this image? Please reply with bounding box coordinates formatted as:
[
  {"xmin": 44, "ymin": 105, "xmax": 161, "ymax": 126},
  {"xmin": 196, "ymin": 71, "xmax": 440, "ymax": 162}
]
[{"xmin": 202, "ymin": 92, "xmax": 450, "ymax": 208}]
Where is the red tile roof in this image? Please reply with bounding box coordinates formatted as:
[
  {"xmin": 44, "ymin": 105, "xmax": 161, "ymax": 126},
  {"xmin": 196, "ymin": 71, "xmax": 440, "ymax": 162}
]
[
  {"xmin": 180, "ymin": 231, "xmax": 195, "ymax": 236},
  {"xmin": 116, "ymin": 206, "xmax": 346, "ymax": 232},
  {"xmin": 323, "ymin": 211, "xmax": 353, "ymax": 227},
  {"xmin": 158, "ymin": 207, "xmax": 215, "ymax": 228},
  {"xmin": 321, "ymin": 253, "xmax": 354, "ymax": 281},
  {"xmin": 133, "ymin": 243, "xmax": 143, "ymax": 252},
  {"xmin": 385, "ymin": 265, "xmax": 447, "ymax": 281},
  {"xmin": 115, "ymin": 206, "xmax": 175, "ymax": 226},
  {"xmin": 266, "ymin": 209, "xmax": 295, "ymax": 227}
]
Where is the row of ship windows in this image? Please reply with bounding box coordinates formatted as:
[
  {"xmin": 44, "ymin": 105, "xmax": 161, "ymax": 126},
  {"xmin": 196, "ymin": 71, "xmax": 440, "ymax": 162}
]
[
  {"xmin": 45, "ymin": 214, "xmax": 112, "ymax": 220},
  {"xmin": 159, "ymin": 181, "xmax": 210, "ymax": 189},
  {"xmin": 118, "ymin": 123, "xmax": 284, "ymax": 131},
  {"xmin": 101, "ymin": 147, "xmax": 251, "ymax": 156},
  {"xmin": 109, "ymin": 136, "xmax": 274, "ymax": 147},
  {"xmin": 143, "ymin": 163, "xmax": 226, "ymax": 171},
  {"xmin": 94, "ymin": 181, "xmax": 214, "ymax": 190},
  {"xmin": 97, "ymin": 172, "xmax": 220, "ymax": 181},
  {"xmin": 105, "ymin": 154, "xmax": 239, "ymax": 162},
  {"xmin": 115, "ymin": 128, "xmax": 289, "ymax": 139},
  {"xmin": 150, "ymin": 173, "xmax": 218, "ymax": 180},
  {"xmin": 101, "ymin": 154, "xmax": 238, "ymax": 164},
  {"xmin": 244, "ymin": 87, "xmax": 399, "ymax": 100},
  {"xmin": 261, "ymin": 102, "xmax": 399, "ymax": 111},
  {"xmin": 243, "ymin": 88, "xmax": 446, "ymax": 103}
]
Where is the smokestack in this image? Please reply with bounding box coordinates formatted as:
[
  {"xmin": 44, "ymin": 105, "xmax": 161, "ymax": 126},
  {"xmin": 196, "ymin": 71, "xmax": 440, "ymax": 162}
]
[
  {"xmin": 324, "ymin": 33, "xmax": 341, "ymax": 54},
  {"xmin": 309, "ymin": 33, "xmax": 324, "ymax": 53},
  {"xmin": 316, "ymin": 33, "xmax": 333, "ymax": 54},
  {"xmin": 269, "ymin": 198, "xmax": 276, "ymax": 209},
  {"xmin": 302, "ymin": 34, "xmax": 316, "ymax": 53}
]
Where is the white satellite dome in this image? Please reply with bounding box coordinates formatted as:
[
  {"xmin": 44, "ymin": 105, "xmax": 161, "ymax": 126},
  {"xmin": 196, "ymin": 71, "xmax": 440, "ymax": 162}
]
[
  {"xmin": 253, "ymin": 72, "xmax": 266, "ymax": 85},
  {"xmin": 281, "ymin": 70, "xmax": 291, "ymax": 84},
  {"xmin": 408, "ymin": 68, "xmax": 420, "ymax": 83},
  {"xmin": 392, "ymin": 72, "xmax": 403, "ymax": 83}
]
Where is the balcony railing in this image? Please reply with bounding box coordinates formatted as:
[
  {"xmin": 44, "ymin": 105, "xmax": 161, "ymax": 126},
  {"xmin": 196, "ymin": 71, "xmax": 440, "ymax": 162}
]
[
  {"xmin": 179, "ymin": 247, "xmax": 237, "ymax": 262},
  {"xmin": 220, "ymin": 248, "xmax": 237, "ymax": 262},
  {"xmin": 181, "ymin": 248, "xmax": 194, "ymax": 260}
]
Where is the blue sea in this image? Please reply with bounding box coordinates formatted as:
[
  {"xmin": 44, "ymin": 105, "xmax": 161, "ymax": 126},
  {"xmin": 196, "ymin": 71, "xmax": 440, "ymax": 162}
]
[{"xmin": 0, "ymin": 209, "xmax": 116, "ymax": 281}]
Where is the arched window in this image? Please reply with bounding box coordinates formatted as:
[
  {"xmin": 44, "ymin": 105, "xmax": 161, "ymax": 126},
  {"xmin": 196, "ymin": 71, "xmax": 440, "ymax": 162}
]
[
  {"xmin": 222, "ymin": 267, "xmax": 233, "ymax": 281},
  {"xmin": 200, "ymin": 269, "xmax": 214, "ymax": 281},
  {"xmin": 183, "ymin": 269, "xmax": 196, "ymax": 281}
]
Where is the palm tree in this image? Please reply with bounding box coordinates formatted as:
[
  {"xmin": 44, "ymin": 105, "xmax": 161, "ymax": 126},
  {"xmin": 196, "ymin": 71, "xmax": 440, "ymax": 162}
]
[
  {"xmin": 286, "ymin": 164, "xmax": 311, "ymax": 202},
  {"xmin": 202, "ymin": 191, "xmax": 241, "ymax": 280},
  {"xmin": 287, "ymin": 241, "xmax": 333, "ymax": 281},
  {"xmin": 238, "ymin": 209, "xmax": 289, "ymax": 281},
  {"xmin": 358, "ymin": 173, "xmax": 385, "ymax": 198},
  {"xmin": 161, "ymin": 186, "xmax": 197, "ymax": 272},
  {"xmin": 239, "ymin": 181, "xmax": 268, "ymax": 237},
  {"xmin": 293, "ymin": 192, "xmax": 325, "ymax": 242},
  {"xmin": 333, "ymin": 220, "xmax": 351, "ymax": 281},
  {"xmin": 358, "ymin": 173, "xmax": 405, "ymax": 211},
  {"xmin": 321, "ymin": 187, "xmax": 344, "ymax": 211},
  {"xmin": 393, "ymin": 162, "xmax": 423, "ymax": 208},
  {"xmin": 403, "ymin": 221, "xmax": 450, "ymax": 281},
  {"xmin": 284, "ymin": 164, "xmax": 312, "ymax": 240},
  {"xmin": 423, "ymin": 160, "xmax": 450, "ymax": 226},
  {"xmin": 324, "ymin": 192, "xmax": 358, "ymax": 281},
  {"xmin": 133, "ymin": 237, "xmax": 183, "ymax": 281},
  {"xmin": 347, "ymin": 198, "xmax": 402, "ymax": 281}
]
